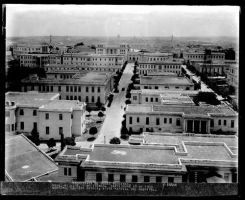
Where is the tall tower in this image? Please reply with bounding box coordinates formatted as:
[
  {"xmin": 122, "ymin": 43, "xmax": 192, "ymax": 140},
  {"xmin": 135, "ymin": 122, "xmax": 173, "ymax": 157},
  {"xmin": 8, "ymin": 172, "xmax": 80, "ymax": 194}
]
[
  {"xmin": 49, "ymin": 35, "xmax": 52, "ymax": 44},
  {"xmin": 171, "ymin": 34, "xmax": 174, "ymax": 48}
]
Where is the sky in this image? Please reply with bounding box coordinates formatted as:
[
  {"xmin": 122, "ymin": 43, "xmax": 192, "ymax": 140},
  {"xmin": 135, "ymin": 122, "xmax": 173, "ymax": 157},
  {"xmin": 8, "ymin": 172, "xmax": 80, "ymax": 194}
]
[{"xmin": 6, "ymin": 5, "xmax": 240, "ymax": 38}]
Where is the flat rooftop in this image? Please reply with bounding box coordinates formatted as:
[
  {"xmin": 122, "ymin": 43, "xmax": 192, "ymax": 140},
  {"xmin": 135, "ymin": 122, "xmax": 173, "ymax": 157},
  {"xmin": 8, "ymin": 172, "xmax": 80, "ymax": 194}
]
[
  {"xmin": 140, "ymin": 76, "xmax": 193, "ymax": 86},
  {"xmin": 73, "ymin": 72, "xmax": 112, "ymax": 84},
  {"xmin": 183, "ymin": 144, "xmax": 237, "ymax": 162},
  {"xmin": 5, "ymin": 134, "xmax": 58, "ymax": 181},
  {"xmin": 144, "ymin": 133, "xmax": 238, "ymax": 149},
  {"xmin": 87, "ymin": 145, "xmax": 179, "ymax": 165},
  {"xmin": 131, "ymin": 89, "xmax": 198, "ymax": 96},
  {"xmin": 5, "ymin": 91, "xmax": 59, "ymax": 107},
  {"xmin": 126, "ymin": 104, "xmax": 237, "ymax": 116},
  {"xmin": 39, "ymin": 100, "xmax": 85, "ymax": 112}
]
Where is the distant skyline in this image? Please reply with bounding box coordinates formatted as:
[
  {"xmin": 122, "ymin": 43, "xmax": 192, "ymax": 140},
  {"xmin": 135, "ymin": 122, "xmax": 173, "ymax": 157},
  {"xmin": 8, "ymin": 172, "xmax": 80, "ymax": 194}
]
[{"xmin": 6, "ymin": 5, "xmax": 239, "ymax": 38}]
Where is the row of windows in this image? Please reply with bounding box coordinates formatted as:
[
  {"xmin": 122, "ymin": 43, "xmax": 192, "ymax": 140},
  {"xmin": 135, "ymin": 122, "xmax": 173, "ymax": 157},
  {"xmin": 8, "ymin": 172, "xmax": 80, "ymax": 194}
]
[
  {"xmin": 66, "ymin": 95, "xmax": 100, "ymax": 103},
  {"xmin": 20, "ymin": 109, "xmax": 37, "ymax": 116},
  {"xmin": 188, "ymin": 55, "xmax": 224, "ymax": 59},
  {"xmin": 140, "ymin": 65, "xmax": 181, "ymax": 69},
  {"xmin": 143, "ymin": 85, "xmax": 185, "ymax": 90},
  {"xmin": 148, "ymin": 57, "xmax": 169, "ymax": 61},
  {"xmin": 212, "ymin": 119, "xmax": 235, "ymax": 128},
  {"xmin": 46, "ymin": 126, "xmax": 63, "ymax": 135},
  {"xmin": 140, "ymin": 70, "xmax": 180, "ymax": 75},
  {"xmin": 95, "ymin": 173, "xmax": 174, "ymax": 183},
  {"xmin": 45, "ymin": 113, "xmax": 72, "ymax": 120},
  {"xmin": 129, "ymin": 116, "xmax": 181, "ymax": 126}
]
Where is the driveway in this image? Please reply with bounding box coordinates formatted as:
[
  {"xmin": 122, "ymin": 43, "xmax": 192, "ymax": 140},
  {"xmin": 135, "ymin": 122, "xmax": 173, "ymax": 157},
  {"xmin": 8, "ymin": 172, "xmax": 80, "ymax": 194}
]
[{"xmin": 94, "ymin": 63, "xmax": 134, "ymax": 144}]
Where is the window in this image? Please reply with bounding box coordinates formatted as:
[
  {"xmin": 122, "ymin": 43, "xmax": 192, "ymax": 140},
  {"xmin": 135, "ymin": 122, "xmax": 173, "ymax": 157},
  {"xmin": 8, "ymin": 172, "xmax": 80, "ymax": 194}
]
[
  {"xmin": 133, "ymin": 96, "xmax": 137, "ymax": 101},
  {"xmin": 129, "ymin": 117, "xmax": 132, "ymax": 124},
  {"xmin": 156, "ymin": 118, "xmax": 160, "ymax": 125},
  {"xmin": 98, "ymin": 87, "xmax": 100, "ymax": 93},
  {"xmin": 151, "ymin": 98, "xmax": 153, "ymax": 102},
  {"xmin": 58, "ymin": 86, "xmax": 61, "ymax": 92},
  {"xmin": 20, "ymin": 109, "xmax": 24, "ymax": 115},
  {"xmin": 86, "ymin": 96, "xmax": 89, "ymax": 102},
  {"xmin": 64, "ymin": 168, "xmax": 67, "ymax": 176},
  {"xmin": 211, "ymin": 119, "xmax": 214, "ymax": 127},
  {"xmin": 231, "ymin": 120, "xmax": 234, "ymax": 128},
  {"xmin": 137, "ymin": 117, "xmax": 140, "ymax": 123},
  {"xmin": 224, "ymin": 173, "xmax": 229, "ymax": 182},
  {"xmin": 20, "ymin": 122, "xmax": 24, "ymax": 130},
  {"xmin": 218, "ymin": 119, "xmax": 221, "ymax": 125},
  {"xmin": 176, "ymin": 118, "xmax": 180, "ymax": 126},
  {"xmin": 145, "ymin": 97, "xmax": 148, "ymax": 102},
  {"xmin": 46, "ymin": 126, "xmax": 49, "ymax": 135},
  {"xmin": 96, "ymin": 173, "xmax": 102, "ymax": 182},
  {"xmin": 232, "ymin": 173, "xmax": 237, "ymax": 183},
  {"xmin": 155, "ymin": 86, "xmax": 158, "ymax": 89},
  {"xmin": 224, "ymin": 120, "xmax": 227, "ymax": 126},
  {"xmin": 132, "ymin": 175, "xmax": 138, "ymax": 183},
  {"xmin": 169, "ymin": 118, "xmax": 172, "ymax": 124},
  {"xmin": 168, "ymin": 177, "xmax": 174, "ymax": 183},
  {"xmin": 66, "ymin": 96, "xmax": 69, "ymax": 100},
  {"xmin": 108, "ymin": 174, "xmax": 114, "ymax": 182},
  {"xmin": 155, "ymin": 98, "xmax": 158, "ymax": 102},
  {"xmin": 33, "ymin": 110, "xmax": 37, "ymax": 116},
  {"xmin": 59, "ymin": 114, "xmax": 63, "ymax": 120},
  {"xmin": 50, "ymin": 86, "xmax": 53, "ymax": 92},
  {"xmin": 45, "ymin": 113, "xmax": 49, "ymax": 120},
  {"xmin": 78, "ymin": 96, "xmax": 81, "ymax": 101},
  {"xmin": 68, "ymin": 168, "xmax": 72, "ymax": 176},
  {"xmin": 70, "ymin": 86, "xmax": 73, "ymax": 92},
  {"xmin": 146, "ymin": 117, "xmax": 149, "ymax": 125},
  {"xmin": 70, "ymin": 96, "xmax": 73, "ymax": 100},
  {"xmin": 156, "ymin": 176, "xmax": 162, "ymax": 183},
  {"xmin": 66, "ymin": 86, "xmax": 69, "ymax": 92},
  {"xmin": 120, "ymin": 174, "xmax": 126, "ymax": 182},
  {"xmin": 164, "ymin": 118, "xmax": 167, "ymax": 124},
  {"xmin": 91, "ymin": 96, "xmax": 94, "ymax": 103},
  {"xmin": 33, "ymin": 122, "xmax": 37, "ymax": 130},
  {"xmin": 74, "ymin": 86, "xmax": 77, "ymax": 92},
  {"xmin": 144, "ymin": 176, "xmax": 150, "ymax": 183},
  {"xmin": 92, "ymin": 87, "xmax": 94, "ymax": 93},
  {"xmin": 78, "ymin": 86, "xmax": 81, "ymax": 92},
  {"xmin": 97, "ymin": 96, "xmax": 101, "ymax": 103},
  {"xmin": 59, "ymin": 127, "xmax": 63, "ymax": 135}
]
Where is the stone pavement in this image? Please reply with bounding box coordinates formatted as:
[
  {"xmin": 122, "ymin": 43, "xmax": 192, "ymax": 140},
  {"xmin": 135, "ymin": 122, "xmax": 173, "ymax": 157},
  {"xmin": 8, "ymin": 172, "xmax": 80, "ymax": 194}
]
[{"xmin": 94, "ymin": 63, "xmax": 134, "ymax": 144}]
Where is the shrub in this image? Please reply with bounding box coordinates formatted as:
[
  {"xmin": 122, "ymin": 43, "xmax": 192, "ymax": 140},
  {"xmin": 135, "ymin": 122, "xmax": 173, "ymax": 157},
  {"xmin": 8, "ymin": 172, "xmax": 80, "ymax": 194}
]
[
  {"xmin": 98, "ymin": 111, "xmax": 104, "ymax": 119},
  {"xmin": 47, "ymin": 138, "xmax": 56, "ymax": 148},
  {"xmin": 125, "ymin": 99, "xmax": 131, "ymax": 104},
  {"xmin": 31, "ymin": 127, "xmax": 40, "ymax": 146},
  {"xmin": 87, "ymin": 137, "xmax": 96, "ymax": 142},
  {"xmin": 89, "ymin": 127, "xmax": 98, "ymax": 135},
  {"xmin": 96, "ymin": 101, "xmax": 102, "ymax": 109},
  {"xmin": 64, "ymin": 137, "xmax": 76, "ymax": 146},
  {"xmin": 109, "ymin": 137, "xmax": 121, "ymax": 144},
  {"xmin": 101, "ymin": 107, "xmax": 106, "ymax": 112}
]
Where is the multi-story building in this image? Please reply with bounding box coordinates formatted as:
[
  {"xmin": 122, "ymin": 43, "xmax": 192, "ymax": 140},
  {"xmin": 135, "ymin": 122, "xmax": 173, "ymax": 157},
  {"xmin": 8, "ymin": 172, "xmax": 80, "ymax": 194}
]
[
  {"xmin": 54, "ymin": 133, "xmax": 237, "ymax": 183},
  {"xmin": 131, "ymin": 89, "xmax": 198, "ymax": 105},
  {"xmin": 5, "ymin": 91, "xmax": 86, "ymax": 140},
  {"xmin": 193, "ymin": 63, "xmax": 228, "ymax": 76},
  {"xmin": 137, "ymin": 75, "xmax": 194, "ymax": 90},
  {"xmin": 226, "ymin": 64, "xmax": 238, "ymax": 91},
  {"xmin": 20, "ymin": 72, "xmax": 115, "ymax": 107},
  {"xmin": 138, "ymin": 62, "xmax": 182, "ymax": 75},
  {"xmin": 127, "ymin": 52, "xmax": 173, "ymax": 63},
  {"xmin": 95, "ymin": 43, "xmax": 130, "ymax": 55},
  {"xmin": 128, "ymin": 132, "xmax": 238, "ymax": 183},
  {"xmin": 130, "ymin": 89, "xmax": 197, "ymax": 105},
  {"xmin": 183, "ymin": 52, "xmax": 225, "ymax": 64},
  {"xmin": 125, "ymin": 103, "xmax": 238, "ymax": 134},
  {"xmin": 12, "ymin": 43, "xmax": 50, "ymax": 57},
  {"xmin": 19, "ymin": 53, "xmax": 58, "ymax": 67}
]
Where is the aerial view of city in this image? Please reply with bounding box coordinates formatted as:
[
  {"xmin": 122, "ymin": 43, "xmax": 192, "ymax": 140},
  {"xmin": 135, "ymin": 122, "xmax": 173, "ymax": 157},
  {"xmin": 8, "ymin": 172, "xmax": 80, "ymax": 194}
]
[{"xmin": 3, "ymin": 4, "xmax": 239, "ymax": 196}]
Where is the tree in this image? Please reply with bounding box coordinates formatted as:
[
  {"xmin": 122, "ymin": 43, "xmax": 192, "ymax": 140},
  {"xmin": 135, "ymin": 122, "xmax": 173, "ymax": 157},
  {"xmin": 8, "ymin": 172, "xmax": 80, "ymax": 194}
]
[
  {"xmin": 101, "ymin": 107, "xmax": 106, "ymax": 112},
  {"xmin": 31, "ymin": 127, "xmax": 40, "ymax": 146},
  {"xmin": 60, "ymin": 133, "xmax": 65, "ymax": 151},
  {"xmin": 64, "ymin": 137, "xmax": 76, "ymax": 146},
  {"xmin": 125, "ymin": 99, "xmax": 131, "ymax": 104},
  {"xmin": 98, "ymin": 111, "xmax": 104, "ymax": 120},
  {"xmin": 109, "ymin": 137, "xmax": 121, "ymax": 144},
  {"xmin": 120, "ymin": 126, "xmax": 129, "ymax": 140},
  {"xmin": 193, "ymin": 92, "xmax": 220, "ymax": 105},
  {"xmin": 96, "ymin": 101, "xmax": 102, "ymax": 109},
  {"xmin": 86, "ymin": 107, "xmax": 92, "ymax": 116},
  {"xmin": 47, "ymin": 138, "xmax": 56, "ymax": 148},
  {"xmin": 89, "ymin": 127, "xmax": 98, "ymax": 135}
]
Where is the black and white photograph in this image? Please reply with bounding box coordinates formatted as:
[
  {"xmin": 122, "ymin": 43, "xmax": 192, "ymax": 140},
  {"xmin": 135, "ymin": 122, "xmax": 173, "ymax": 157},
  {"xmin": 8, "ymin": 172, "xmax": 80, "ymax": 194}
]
[{"xmin": 2, "ymin": 4, "xmax": 239, "ymax": 196}]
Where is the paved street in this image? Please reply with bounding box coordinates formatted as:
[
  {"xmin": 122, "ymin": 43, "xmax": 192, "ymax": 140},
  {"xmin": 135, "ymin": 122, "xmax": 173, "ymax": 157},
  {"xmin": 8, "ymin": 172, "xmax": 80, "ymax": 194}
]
[
  {"xmin": 94, "ymin": 62, "xmax": 134, "ymax": 144},
  {"xmin": 182, "ymin": 65, "xmax": 224, "ymax": 100}
]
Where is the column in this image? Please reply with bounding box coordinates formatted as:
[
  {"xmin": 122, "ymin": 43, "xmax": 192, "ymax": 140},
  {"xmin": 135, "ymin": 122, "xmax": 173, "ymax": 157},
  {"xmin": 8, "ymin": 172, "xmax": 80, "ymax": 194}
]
[
  {"xmin": 199, "ymin": 120, "xmax": 201, "ymax": 133},
  {"xmin": 191, "ymin": 120, "xmax": 194, "ymax": 133},
  {"xmin": 206, "ymin": 120, "xmax": 210, "ymax": 134}
]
